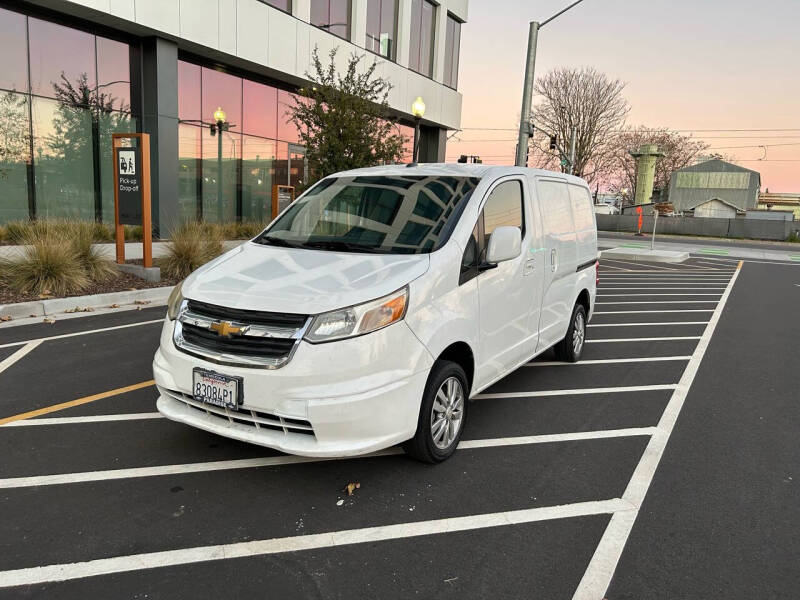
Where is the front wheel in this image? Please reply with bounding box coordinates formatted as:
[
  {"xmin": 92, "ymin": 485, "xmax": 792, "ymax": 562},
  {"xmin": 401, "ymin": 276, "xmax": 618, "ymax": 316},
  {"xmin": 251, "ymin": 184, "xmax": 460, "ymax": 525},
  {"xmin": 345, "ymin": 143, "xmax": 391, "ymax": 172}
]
[
  {"xmin": 554, "ymin": 303, "xmax": 587, "ymax": 363},
  {"xmin": 403, "ymin": 360, "xmax": 469, "ymax": 463}
]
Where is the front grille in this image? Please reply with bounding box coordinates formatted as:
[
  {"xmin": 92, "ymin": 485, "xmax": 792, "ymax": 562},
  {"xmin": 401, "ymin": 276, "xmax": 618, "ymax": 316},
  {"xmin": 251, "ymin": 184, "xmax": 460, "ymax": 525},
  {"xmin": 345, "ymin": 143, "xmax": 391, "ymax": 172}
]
[
  {"xmin": 165, "ymin": 388, "xmax": 315, "ymax": 436},
  {"xmin": 174, "ymin": 299, "xmax": 311, "ymax": 368}
]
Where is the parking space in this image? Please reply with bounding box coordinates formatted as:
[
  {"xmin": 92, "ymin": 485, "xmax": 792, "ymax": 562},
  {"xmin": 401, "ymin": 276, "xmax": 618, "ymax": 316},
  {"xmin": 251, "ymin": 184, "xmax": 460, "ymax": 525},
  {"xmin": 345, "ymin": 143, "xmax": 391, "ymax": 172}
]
[{"xmin": 2, "ymin": 255, "xmax": 792, "ymax": 599}]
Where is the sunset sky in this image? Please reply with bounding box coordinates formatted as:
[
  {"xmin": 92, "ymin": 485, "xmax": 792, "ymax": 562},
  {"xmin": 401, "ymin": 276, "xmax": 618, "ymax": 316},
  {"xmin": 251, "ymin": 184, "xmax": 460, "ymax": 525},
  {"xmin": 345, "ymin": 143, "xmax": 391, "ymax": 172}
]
[{"xmin": 448, "ymin": 0, "xmax": 800, "ymax": 192}]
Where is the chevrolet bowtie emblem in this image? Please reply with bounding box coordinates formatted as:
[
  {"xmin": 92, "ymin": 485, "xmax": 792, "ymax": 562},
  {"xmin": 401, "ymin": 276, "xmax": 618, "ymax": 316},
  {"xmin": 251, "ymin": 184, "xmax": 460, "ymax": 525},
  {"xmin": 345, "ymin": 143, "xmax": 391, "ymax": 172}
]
[{"xmin": 210, "ymin": 321, "xmax": 245, "ymax": 337}]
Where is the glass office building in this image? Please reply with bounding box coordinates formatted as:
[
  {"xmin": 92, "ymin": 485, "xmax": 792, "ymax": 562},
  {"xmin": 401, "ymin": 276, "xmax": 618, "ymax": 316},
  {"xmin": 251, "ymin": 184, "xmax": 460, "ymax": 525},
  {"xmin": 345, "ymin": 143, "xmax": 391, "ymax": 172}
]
[{"xmin": 0, "ymin": 1, "xmax": 466, "ymax": 233}]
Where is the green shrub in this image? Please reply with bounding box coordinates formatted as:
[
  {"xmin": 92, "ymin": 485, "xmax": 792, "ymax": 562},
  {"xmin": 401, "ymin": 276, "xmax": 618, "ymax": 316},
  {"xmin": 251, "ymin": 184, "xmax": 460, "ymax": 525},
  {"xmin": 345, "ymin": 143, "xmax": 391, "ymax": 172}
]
[
  {"xmin": 236, "ymin": 221, "xmax": 267, "ymax": 239},
  {"xmin": 787, "ymin": 232, "xmax": 800, "ymax": 243},
  {"xmin": 0, "ymin": 229, "xmax": 89, "ymax": 296},
  {"xmin": 124, "ymin": 225, "xmax": 143, "ymax": 241},
  {"xmin": 0, "ymin": 225, "xmax": 6, "ymax": 243},
  {"xmin": 92, "ymin": 222, "xmax": 115, "ymax": 242},
  {"xmin": 161, "ymin": 221, "xmax": 224, "ymax": 279},
  {"xmin": 5, "ymin": 220, "xmax": 32, "ymax": 244}
]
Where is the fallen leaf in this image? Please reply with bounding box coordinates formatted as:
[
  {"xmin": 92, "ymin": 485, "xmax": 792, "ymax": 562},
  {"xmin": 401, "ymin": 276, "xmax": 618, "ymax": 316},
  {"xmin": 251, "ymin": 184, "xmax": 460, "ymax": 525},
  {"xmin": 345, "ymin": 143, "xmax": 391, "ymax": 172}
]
[
  {"xmin": 38, "ymin": 293, "xmax": 54, "ymax": 299},
  {"xmin": 64, "ymin": 306, "xmax": 94, "ymax": 314},
  {"xmin": 134, "ymin": 300, "xmax": 151, "ymax": 305},
  {"xmin": 108, "ymin": 303, "xmax": 120, "ymax": 309},
  {"xmin": 0, "ymin": 315, "xmax": 12, "ymax": 322},
  {"xmin": 42, "ymin": 317, "xmax": 56, "ymax": 324},
  {"xmin": 343, "ymin": 482, "xmax": 361, "ymax": 496}
]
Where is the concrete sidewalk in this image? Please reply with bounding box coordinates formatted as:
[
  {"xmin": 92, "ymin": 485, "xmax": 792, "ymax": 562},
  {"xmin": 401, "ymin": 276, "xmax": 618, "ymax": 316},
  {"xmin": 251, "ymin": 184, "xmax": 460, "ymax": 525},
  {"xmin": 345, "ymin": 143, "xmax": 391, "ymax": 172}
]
[{"xmin": 599, "ymin": 235, "xmax": 800, "ymax": 263}]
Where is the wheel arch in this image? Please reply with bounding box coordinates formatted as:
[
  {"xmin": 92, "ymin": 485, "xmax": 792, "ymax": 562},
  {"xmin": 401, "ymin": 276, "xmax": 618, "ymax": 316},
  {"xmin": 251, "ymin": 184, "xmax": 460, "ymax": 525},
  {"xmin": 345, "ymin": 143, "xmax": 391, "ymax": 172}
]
[{"xmin": 437, "ymin": 341, "xmax": 475, "ymax": 394}]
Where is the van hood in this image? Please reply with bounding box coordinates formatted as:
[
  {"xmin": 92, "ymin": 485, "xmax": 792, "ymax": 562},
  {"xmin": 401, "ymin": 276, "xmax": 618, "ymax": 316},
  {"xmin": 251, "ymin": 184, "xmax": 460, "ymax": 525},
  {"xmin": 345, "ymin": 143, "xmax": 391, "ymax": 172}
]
[{"xmin": 182, "ymin": 242, "xmax": 430, "ymax": 315}]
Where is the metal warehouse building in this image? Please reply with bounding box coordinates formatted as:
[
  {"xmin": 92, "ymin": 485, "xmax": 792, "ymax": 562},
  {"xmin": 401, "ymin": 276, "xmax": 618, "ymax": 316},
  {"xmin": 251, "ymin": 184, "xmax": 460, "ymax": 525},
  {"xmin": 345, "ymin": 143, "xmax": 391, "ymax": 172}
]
[{"xmin": 668, "ymin": 159, "xmax": 761, "ymax": 217}]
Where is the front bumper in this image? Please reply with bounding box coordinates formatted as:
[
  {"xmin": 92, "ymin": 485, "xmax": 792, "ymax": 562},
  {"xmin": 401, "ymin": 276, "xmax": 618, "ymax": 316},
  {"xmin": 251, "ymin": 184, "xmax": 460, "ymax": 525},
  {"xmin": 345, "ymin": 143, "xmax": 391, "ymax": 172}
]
[{"xmin": 153, "ymin": 318, "xmax": 434, "ymax": 457}]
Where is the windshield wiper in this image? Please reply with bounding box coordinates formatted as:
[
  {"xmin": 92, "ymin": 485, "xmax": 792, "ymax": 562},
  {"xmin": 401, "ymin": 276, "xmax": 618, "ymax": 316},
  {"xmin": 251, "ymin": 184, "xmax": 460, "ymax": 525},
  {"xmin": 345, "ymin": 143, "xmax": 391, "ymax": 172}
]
[
  {"xmin": 256, "ymin": 235, "xmax": 303, "ymax": 249},
  {"xmin": 300, "ymin": 240, "xmax": 386, "ymax": 254}
]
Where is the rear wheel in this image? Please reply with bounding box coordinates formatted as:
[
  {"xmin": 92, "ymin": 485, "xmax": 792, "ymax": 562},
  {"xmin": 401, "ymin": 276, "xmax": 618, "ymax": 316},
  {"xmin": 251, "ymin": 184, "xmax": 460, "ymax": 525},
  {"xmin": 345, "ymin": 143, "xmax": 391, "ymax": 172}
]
[
  {"xmin": 403, "ymin": 360, "xmax": 468, "ymax": 463},
  {"xmin": 554, "ymin": 303, "xmax": 587, "ymax": 363}
]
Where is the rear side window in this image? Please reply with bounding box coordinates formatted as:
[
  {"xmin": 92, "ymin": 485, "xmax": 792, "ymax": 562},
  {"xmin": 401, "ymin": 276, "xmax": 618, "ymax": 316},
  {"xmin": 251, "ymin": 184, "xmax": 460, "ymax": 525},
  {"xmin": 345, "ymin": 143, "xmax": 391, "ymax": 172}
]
[
  {"xmin": 537, "ymin": 180, "xmax": 574, "ymax": 234},
  {"xmin": 568, "ymin": 185, "xmax": 595, "ymax": 230},
  {"xmin": 483, "ymin": 180, "xmax": 525, "ymax": 244}
]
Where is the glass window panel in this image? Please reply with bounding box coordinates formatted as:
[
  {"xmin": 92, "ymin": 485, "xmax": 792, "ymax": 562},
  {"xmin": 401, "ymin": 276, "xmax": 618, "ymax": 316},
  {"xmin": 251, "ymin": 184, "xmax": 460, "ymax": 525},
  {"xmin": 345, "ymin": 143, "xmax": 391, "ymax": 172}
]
[
  {"xmin": 261, "ymin": 0, "xmax": 290, "ymax": 12},
  {"xmin": 418, "ymin": 1, "xmax": 434, "ymax": 78},
  {"xmin": 0, "ymin": 8, "xmax": 29, "ymax": 92},
  {"xmin": 538, "ymin": 180, "xmax": 574, "ymax": 235},
  {"xmin": 365, "ymin": 0, "xmax": 381, "ymax": 54},
  {"xmin": 178, "ymin": 61, "xmax": 201, "ymax": 121},
  {"xmin": 241, "ymin": 135, "xmax": 276, "ymax": 222},
  {"xmin": 201, "ymin": 127, "xmax": 240, "ymax": 223},
  {"xmin": 201, "ymin": 68, "xmax": 242, "ymax": 128},
  {"xmin": 96, "ymin": 36, "xmax": 131, "ymax": 112},
  {"xmin": 242, "ymin": 80, "xmax": 278, "ymax": 139},
  {"xmin": 444, "ymin": 16, "xmax": 461, "ymax": 88},
  {"xmin": 29, "ymin": 17, "xmax": 96, "ymax": 99},
  {"xmin": 277, "ymin": 90, "xmax": 301, "ymax": 143},
  {"xmin": 0, "ymin": 90, "xmax": 31, "ymax": 223},
  {"xmin": 32, "ymin": 97, "xmax": 95, "ymax": 220},
  {"xmin": 450, "ymin": 18, "xmax": 461, "ymax": 88},
  {"xmin": 329, "ymin": 0, "xmax": 350, "ymax": 39},
  {"xmin": 273, "ymin": 141, "xmax": 289, "ymax": 188},
  {"xmin": 310, "ymin": 0, "xmax": 328, "ymax": 27},
  {"xmin": 99, "ymin": 111, "xmax": 137, "ymax": 224},
  {"xmin": 483, "ymin": 180, "xmax": 524, "ymax": 242},
  {"xmin": 568, "ymin": 185, "xmax": 595, "ymax": 230},
  {"xmin": 408, "ymin": 0, "xmax": 422, "ymax": 72},
  {"xmin": 178, "ymin": 124, "xmax": 202, "ymax": 223},
  {"xmin": 380, "ymin": 0, "xmax": 397, "ymax": 59}
]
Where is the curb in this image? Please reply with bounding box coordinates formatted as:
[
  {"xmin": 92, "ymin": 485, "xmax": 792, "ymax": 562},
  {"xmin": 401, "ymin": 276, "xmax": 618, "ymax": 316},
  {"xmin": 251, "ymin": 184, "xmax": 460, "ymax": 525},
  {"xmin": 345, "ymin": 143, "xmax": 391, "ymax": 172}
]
[
  {"xmin": 600, "ymin": 247, "xmax": 689, "ymax": 263},
  {"xmin": 0, "ymin": 286, "xmax": 174, "ymax": 320}
]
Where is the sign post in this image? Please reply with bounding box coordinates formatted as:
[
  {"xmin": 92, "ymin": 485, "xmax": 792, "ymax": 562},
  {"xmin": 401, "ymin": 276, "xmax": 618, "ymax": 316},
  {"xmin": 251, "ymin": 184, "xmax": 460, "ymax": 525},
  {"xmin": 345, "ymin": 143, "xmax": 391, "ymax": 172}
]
[
  {"xmin": 112, "ymin": 133, "xmax": 152, "ymax": 267},
  {"xmin": 271, "ymin": 185, "xmax": 295, "ymax": 221}
]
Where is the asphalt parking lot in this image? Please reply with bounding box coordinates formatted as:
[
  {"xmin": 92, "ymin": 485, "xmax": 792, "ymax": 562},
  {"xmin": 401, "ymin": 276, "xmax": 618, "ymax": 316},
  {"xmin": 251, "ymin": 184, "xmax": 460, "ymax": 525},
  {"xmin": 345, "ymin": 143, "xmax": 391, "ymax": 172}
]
[{"xmin": 0, "ymin": 255, "xmax": 798, "ymax": 599}]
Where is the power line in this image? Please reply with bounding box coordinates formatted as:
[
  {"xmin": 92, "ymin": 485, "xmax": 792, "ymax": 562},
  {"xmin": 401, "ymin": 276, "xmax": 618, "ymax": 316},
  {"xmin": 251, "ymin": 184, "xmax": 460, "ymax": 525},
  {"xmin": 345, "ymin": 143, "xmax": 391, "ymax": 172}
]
[{"xmin": 460, "ymin": 127, "xmax": 800, "ymax": 133}]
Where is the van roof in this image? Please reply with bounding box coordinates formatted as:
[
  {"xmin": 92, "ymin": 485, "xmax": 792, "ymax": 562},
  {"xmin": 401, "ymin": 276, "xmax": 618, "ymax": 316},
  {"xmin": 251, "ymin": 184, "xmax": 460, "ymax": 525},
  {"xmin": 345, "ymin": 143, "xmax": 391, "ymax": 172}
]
[{"xmin": 333, "ymin": 163, "xmax": 589, "ymax": 186}]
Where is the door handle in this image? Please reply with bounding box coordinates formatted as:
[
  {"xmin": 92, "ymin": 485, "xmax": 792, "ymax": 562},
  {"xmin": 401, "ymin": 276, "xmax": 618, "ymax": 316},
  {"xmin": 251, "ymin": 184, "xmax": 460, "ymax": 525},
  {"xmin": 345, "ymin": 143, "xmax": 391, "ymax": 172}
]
[{"xmin": 550, "ymin": 248, "xmax": 557, "ymax": 272}]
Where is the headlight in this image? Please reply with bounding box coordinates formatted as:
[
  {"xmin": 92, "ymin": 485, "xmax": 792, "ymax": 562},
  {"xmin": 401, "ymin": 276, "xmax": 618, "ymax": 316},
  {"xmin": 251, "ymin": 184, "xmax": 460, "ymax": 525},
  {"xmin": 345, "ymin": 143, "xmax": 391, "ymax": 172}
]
[
  {"xmin": 166, "ymin": 281, "xmax": 185, "ymax": 320},
  {"xmin": 304, "ymin": 287, "xmax": 408, "ymax": 343}
]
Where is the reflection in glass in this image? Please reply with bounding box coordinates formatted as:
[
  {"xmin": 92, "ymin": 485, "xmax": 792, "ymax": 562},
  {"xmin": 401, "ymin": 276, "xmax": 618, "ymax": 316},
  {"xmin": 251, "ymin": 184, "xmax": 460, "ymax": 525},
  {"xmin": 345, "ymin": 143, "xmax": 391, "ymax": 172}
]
[
  {"xmin": 32, "ymin": 97, "xmax": 95, "ymax": 219},
  {"xmin": 99, "ymin": 112, "xmax": 137, "ymax": 223},
  {"xmin": 310, "ymin": 0, "xmax": 351, "ymax": 39},
  {"xmin": 178, "ymin": 61, "xmax": 201, "ymax": 121},
  {"xmin": 365, "ymin": 0, "xmax": 397, "ymax": 59},
  {"xmin": 201, "ymin": 68, "xmax": 242, "ymax": 127},
  {"xmin": 0, "ymin": 8, "xmax": 29, "ymax": 92},
  {"xmin": 409, "ymin": 0, "xmax": 435, "ymax": 77},
  {"xmin": 29, "ymin": 17, "xmax": 96, "ymax": 98},
  {"xmin": 201, "ymin": 128, "xmax": 240, "ymax": 223},
  {"xmin": 0, "ymin": 91, "xmax": 31, "ymax": 222},
  {"xmin": 444, "ymin": 15, "xmax": 462, "ymax": 89},
  {"xmin": 277, "ymin": 90, "xmax": 301, "ymax": 144},
  {"xmin": 96, "ymin": 36, "xmax": 131, "ymax": 110},
  {"xmin": 243, "ymin": 80, "xmax": 278, "ymax": 139},
  {"xmin": 262, "ymin": 0, "xmax": 291, "ymax": 12},
  {"xmin": 178, "ymin": 124, "xmax": 202, "ymax": 223},
  {"xmin": 242, "ymin": 135, "xmax": 276, "ymax": 222}
]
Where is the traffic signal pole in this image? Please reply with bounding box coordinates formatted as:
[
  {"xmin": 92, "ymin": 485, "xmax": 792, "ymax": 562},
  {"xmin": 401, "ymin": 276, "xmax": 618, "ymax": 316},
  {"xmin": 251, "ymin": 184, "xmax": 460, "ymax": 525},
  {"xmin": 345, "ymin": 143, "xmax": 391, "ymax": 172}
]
[{"xmin": 514, "ymin": 0, "xmax": 588, "ymax": 168}]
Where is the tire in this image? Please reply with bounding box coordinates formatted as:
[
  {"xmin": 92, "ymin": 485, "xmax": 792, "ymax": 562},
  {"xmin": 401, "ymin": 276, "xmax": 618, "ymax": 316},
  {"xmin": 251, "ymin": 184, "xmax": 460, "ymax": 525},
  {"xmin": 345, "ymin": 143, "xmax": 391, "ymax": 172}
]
[
  {"xmin": 554, "ymin": 303, "xmax": 587, "ymax": 363},
  {"xmin": 403, "ymin": 360, "xmax": 469, "ymax": 464}
]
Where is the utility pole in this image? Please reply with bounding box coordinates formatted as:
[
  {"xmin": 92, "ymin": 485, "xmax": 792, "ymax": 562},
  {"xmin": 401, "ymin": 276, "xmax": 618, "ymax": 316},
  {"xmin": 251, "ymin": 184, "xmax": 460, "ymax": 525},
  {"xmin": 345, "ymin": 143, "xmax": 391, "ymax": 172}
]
[
  {"xmin": 514, "ymin": 0, "xmax": 589, "ymax": 168},
  {"xmin": 569, "ymin": 127, "xmax": 577, "ymax": 175}
]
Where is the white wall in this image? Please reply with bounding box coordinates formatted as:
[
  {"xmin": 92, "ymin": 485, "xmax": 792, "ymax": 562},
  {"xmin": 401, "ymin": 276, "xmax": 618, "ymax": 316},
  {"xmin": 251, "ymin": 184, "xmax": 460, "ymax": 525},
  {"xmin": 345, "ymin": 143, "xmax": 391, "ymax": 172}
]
[
  {"xmin": 58, "ymin": 0, "xmax": 465, "ymax": 130},
  {"xmin": 694, "ymin": 199, "xmax": 737, "ymax": 219}
]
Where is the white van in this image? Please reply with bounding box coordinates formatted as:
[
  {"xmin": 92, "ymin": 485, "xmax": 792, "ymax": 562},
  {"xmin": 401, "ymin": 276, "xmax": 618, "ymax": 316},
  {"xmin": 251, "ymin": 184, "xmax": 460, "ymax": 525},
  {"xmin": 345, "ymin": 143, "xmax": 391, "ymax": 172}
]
[{"xmin": 154, "ymin": 164, "xmax": 598, "ymax": 463}]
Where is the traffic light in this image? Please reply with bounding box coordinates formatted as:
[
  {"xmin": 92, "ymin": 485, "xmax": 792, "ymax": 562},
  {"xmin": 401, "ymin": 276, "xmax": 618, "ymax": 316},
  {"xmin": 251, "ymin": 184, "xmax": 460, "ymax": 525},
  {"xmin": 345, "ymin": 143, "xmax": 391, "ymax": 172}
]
[{"xmin": 549, "ymin": 135, "xmax": 558, "ymax": 150}]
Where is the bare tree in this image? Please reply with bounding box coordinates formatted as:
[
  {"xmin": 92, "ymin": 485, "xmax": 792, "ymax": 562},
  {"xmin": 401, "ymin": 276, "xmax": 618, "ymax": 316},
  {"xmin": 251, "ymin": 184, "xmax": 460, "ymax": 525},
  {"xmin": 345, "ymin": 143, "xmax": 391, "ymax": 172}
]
[
  {"xmin": 606, "ymin": 127, "xmax": 710, "ymax": 201},
  {"xmin": 528, "ymin": 67, "xmax": 629, "ymax": 184}
]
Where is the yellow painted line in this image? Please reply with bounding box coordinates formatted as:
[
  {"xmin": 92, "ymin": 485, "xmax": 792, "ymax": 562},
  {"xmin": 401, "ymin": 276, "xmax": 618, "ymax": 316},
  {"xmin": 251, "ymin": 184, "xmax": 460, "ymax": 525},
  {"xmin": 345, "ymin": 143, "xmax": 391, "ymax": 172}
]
[{"xmin": 0, "ymin": 380, "xmax": 155, "ymax": 426}]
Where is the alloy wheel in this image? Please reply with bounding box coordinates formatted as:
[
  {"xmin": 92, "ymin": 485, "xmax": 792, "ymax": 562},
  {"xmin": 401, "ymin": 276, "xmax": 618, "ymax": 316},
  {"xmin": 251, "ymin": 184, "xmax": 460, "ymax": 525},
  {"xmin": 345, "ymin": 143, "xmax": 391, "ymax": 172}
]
[{"xmin": 430, "ymin": 376, "xmax": 465, "ymax": 450}]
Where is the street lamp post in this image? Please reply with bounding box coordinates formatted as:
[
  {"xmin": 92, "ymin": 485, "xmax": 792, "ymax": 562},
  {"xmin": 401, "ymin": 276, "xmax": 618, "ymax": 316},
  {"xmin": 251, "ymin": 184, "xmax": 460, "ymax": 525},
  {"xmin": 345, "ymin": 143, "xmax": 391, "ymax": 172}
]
[
  {"xmin": 411, "ymin": 96, "xmax": 426, "ymax": 163},
  {"xmin": 210, "ymin": 106, "xmax": 229, "ymax": 223},
  {"xmin": 515, "ymin": 0, "xmax": 588, "ymax": 167}
]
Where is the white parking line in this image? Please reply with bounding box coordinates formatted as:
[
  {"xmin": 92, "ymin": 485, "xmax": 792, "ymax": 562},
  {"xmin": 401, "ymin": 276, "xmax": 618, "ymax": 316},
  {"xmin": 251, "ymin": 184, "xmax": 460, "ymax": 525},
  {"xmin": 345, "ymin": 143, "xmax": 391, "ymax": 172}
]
[
  {"xmin": 0, "ymin": 428, "xmax": 655, "ymax": 489},
  {"xmin": 0, "ymin": 340, "xmax": 42, "ymax": 375},
  {"xmin": 593, "ymin": 309, "xmax": 713, "ymax": 314},
  {"xmin": 597, "ymin": 293, "xmax": 722, "ymax": 297},
  {"xmin": 586, "ymin": 336, "xmax": 701, "ymax": 343},
  {"xmin": 0, "ymin": 319, "xmax": 164, "ymax": 350},
  {"xmin": 573, "ymin": 261, "xmax": 742, "ymax": 600},
  {"xmin": 3, "ymin": 412, "xmax": 163, "ymax": 427},
  {"xmin": 599, "ymin": 287, "xmax": 727, "ymax": 291},
  {"xmin": 527, "ymin": 357, "xmax": 690, "ymax": 366},
  {"xmin": 588, "ymin": 322, "xmax": 708, "ymax": 327},
  {"xmin": 0, "ymin": 497, "xmax": 634, "ymax": 588},
  {"xmin": 600, "ymin": 259, "xmax": 675, "ymax": 271},
  {"xmin": 476, "ymin": 384, "xmax": 677, "ymax": 400},
  {"xmin": 595, "ymin": 301, "xmax": 718, "ymax": 305}
]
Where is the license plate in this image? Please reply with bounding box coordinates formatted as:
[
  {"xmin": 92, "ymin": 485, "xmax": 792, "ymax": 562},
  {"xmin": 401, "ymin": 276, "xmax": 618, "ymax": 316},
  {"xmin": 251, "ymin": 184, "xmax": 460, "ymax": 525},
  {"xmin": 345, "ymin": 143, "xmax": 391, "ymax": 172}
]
[{"xmin": 192, "ymin": 369, "xmax": 242, "ymax": 409}]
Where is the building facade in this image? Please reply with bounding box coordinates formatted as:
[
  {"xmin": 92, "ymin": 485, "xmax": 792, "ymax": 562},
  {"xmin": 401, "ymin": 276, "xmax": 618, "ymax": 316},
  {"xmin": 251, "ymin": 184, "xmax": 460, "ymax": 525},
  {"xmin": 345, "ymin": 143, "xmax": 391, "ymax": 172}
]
[
  {"xmin": 758, "ymin": 192, "xmax": 800, "ymax": 221},
  {"xmin": 0, "ymin": 0, "xmax": 468, "ymax": 233},
  {"xmin": 668, "ymin": 159, "xmax": 761, "ymax": 216}
]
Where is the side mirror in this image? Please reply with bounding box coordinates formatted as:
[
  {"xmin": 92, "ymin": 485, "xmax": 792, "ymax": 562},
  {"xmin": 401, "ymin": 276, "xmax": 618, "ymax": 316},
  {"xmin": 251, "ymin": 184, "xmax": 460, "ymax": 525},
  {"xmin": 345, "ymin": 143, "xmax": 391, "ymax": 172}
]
[{"xmin": 486, "ymin": 226, "xmax": 521, "ymax": 264}]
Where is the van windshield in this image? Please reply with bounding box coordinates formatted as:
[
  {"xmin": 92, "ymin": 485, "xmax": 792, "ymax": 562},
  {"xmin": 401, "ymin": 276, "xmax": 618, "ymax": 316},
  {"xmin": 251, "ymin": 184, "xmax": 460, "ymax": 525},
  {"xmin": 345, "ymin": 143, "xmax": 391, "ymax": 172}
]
[{"xmin": 255, "ymin": 175, "xmax": 482, "ymax": 254}]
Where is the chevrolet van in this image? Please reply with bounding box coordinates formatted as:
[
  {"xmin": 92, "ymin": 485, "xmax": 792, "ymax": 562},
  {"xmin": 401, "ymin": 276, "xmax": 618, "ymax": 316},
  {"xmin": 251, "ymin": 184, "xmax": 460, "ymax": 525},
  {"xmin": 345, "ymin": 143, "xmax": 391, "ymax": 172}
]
[{"xmin": 154, "ymin": 164, "xmax": 598, "ymax": 463}]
